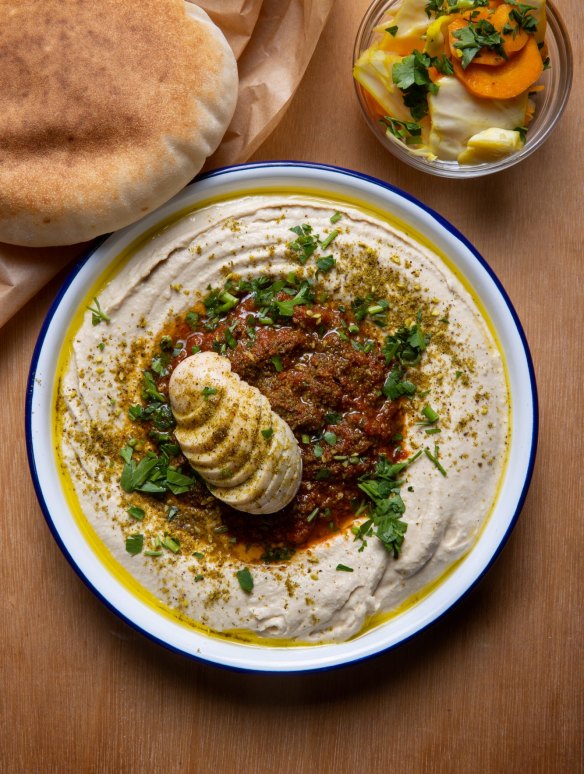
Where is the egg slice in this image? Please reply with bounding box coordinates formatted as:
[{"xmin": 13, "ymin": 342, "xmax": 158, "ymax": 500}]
[{"xmin": 169, "ymin": 352, "xmax": 302, "ymax": 514}]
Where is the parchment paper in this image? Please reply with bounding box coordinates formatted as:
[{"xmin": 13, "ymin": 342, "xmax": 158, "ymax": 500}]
[{"xmin": 0, "ymin": 0, "xmax": 335, "ymax": 328}]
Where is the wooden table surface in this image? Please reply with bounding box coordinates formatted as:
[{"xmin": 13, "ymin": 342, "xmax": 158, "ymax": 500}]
[{"xmin": 1, "ymin": 2, "xmax": 582, "ymax": 772}]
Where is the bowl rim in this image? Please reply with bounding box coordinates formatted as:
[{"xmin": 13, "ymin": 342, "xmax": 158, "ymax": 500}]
[
  {"xmin": 26, "ymin": 160, "xmax": 539, "ymax": 673},
  {"xmin": 352, "ymin": 0, "xmax": 574, "ymax": 178}
]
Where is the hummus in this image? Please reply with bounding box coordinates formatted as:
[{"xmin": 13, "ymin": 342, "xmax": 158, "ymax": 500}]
[{"xmin": 56, "ymin": 194, "xmax": 509, "ymax": 644}]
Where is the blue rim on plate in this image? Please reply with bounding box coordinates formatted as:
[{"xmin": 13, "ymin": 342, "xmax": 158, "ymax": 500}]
[{"xmin": 26, "ymin": 161, "xmax": 539, "ymax": 673}]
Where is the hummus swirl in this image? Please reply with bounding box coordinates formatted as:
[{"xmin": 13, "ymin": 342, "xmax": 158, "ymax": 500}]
[
  {"xmin": 169, "ymin": 352, "xmax": 302, "ymax": 514},
  {"xmin": 56, "ymin": 194, "xmax": 509, "ymax": 644}
]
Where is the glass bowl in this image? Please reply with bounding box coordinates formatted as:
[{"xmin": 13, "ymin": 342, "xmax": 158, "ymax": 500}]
[{"xmin": 353, "ymin": 0, "xmax": 573, "ymax": 178}]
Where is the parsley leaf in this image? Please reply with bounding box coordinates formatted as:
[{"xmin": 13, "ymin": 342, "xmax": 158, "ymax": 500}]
[
  {"xmin": 382, "ymin": 368, "xmax": 417, "ymax": 400},
  {"xmin": 380, "ymin": 116, "xmax": 422, "ymax": 144},
  {"xmin": 392, "ymin": 50, "xmax": 438, "ymax": 121},
  {"xmin": 236, "ymin": 568, "xmax": 254, "ymax": 593},
  {"xmin": 316, "ymin": 255, "xmax": 336, "ymax": 275},
  {"xmin": 271, "ymin": 355, "xmax": 284, "ymax": 372},
  {"xmin": 382, "ymin": 321, "xmax": 428, "ymax": 365},
  {"xmin": 125, "ymin": 534, "xmax": 144, "ymax": 556},
  {"xmin": 425, "ymin": 0, "xmax": 488, "ymax": 18},
  {"xmin": 508, "ymin": 1, "xmax": 538, "ymax": 34},
  {"xmin": 87, "ymin": 297, "xmax": 110, "ymax": 326},
  {"xmin": 275, "ymin": 281, "xmax": 314, "ymax": 317},
  {"xmin": 289, "ymin": 224, "xmax": 319, "ymax": 264},
  {"xmin": 355, "ymin": 452, "xmax": 422, "ymax": 557},
  {"xmin": 120, "ymin": 451, "xmax": 196, "ymax": 496},
  {"xmin": 202, "ymin": 287, "xmax": 239, "ymax": 329},
  {"xmin": 185, "ymin": 311, "xmax": 200, "ymax": 330},
  {"xmin": 142, "ymin": 371, "xmax": 165, "ymax": 403},
  {"xmin": 260, "ymin": 546, "xmax": 295, "ymax": 563}
]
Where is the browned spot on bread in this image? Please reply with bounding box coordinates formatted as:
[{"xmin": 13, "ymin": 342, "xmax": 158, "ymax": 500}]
[{"xmin": 0, "ymin": 0, "xmax": 238, "ymax": 246}]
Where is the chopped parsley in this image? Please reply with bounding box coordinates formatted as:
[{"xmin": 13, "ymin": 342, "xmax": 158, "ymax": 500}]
[
  {"xmin": 508, "ymin": 1, "xmax": 538, "ymax": 34},
  {"xmin": 382, "ymin": 319, "xmax": 428, "ymax": 365},
  {"xmin": 125, "ymin": 534, "xmax": 144, "ymax": 556},
  {"xmin": 185, "ymin": 311, "xmax": 200, "ymax": 330},
  {"xmin": 275, "ymin": 282, "xmax": 314, "ymax": 317},
  {"xmin": 166, "ymin": 505, "xmax": 179, "ymax": 522},
  {"xmin": 141, "ymin": 371, "xmax": 165, "ymax": 403},
  {"xmin": 452, "ymin": 20, "xmax": 507, "ymax": 69},
  {"xmin": 425, "ymin": 0, "xmax": 488, "ymax": 18},
  {"xmin": 224, "ymin": 325, "xmax": 237, "ymax": 350},
  {"xmin": 382, "ymin": 368, "xmax": 416, "ymax": 400},
  {"xmin": 271, "ymin": 355, "xmax": 284, "ymax": 372},
  {"xmin": 421, "ymin": 405, "xmax": 439, "ymax": 423},
  {"xmin": 202, "ymin": 288, "xmax": 239, "ymax": 329},
  {"xmin": 323, "ymin": 431, "xmax": 338, "ymax": 446},
  {"xmin": 320, "ymin": 229, "xmax": 339, "ymax": 250},
  {"xmin": 351, "ymin": 296, "xmax": 389, "ymax": 326},
  {"xmin": 424, "ymin": 447, "xmax": 447, "ymax": 476},
  {"xmin": 161, "ymin": 536, "xmax": 180, "ymax": 554},
  {"xmin": 392, "ymin": 50, "xmax": 439, "ymax": 121},
  {"xmin": 261, "ymin": 427, "xmax": 274, "ymax": 440},
  {"xmin": 380, "ymin": 116, "xmax": 422, "ymax": 144},
  {"xmin": 127, "ymin": 506, "xmax": 145, "ymax": 521},
  {"xmin": 87, "ymin": 297, "xmax": 110, "ymax": 326},
  {"xmin": 120, "ymin": 451, "xmax": 196, "ymax": 495},
  {"xmin": 316, "ymin": 255, "xmax": 336, "ymax": 275},
  {"xmin": 202, "ymin": 386, "xmax": 218, "ymax": 399},
  {"xmin": 307, "ymin": 508, "xmax": 320, "ymax": 523},
  {"xmin": 336, "ymin": 564, "xmax": 354, "ymax": 572},
  {"xmin": 260, "ymin": 545, "xmax": 295, "ymax": 563},
  {"xmin": 288, "ymin": 224, "xmax": 319, "ymax": 264},
  {"xmin": 354, "ymin": 452, "xmax": 422, "ymax": 557},
  {"xmin": 236, "ymin": 567, "xmax": 254, "ymax": 593}
]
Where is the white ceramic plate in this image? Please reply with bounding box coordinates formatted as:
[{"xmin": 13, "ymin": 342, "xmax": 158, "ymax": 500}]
[{"xmin": 26, "ymin": 162, "xmax": 538, "ymax": 672}]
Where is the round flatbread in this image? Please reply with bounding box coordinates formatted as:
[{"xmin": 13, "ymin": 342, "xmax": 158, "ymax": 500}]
[{"xmin": 0, "ymin": 0, "xmax": 238, "ymax": 247}]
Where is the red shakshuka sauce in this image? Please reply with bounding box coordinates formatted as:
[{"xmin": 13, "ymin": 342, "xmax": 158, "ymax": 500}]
[{"xmin": 155, "ymin": 289, "xmax": 405, "ymax": 555}]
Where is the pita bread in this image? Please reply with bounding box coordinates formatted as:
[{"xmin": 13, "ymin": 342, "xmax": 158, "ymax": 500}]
[{"xmin": 0, "ymin": 0, "xmax": 238, "ymax": 247}]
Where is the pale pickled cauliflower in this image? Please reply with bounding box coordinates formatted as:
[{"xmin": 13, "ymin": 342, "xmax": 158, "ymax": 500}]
[{"xmin": 353, "ymin": 0, "xmax": 547, "ymax": 165}]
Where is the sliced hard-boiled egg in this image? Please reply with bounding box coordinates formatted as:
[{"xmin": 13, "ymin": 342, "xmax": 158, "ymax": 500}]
[{"xmin": 169, "ymin": 352, "xmax": 302, "ymax": 514}]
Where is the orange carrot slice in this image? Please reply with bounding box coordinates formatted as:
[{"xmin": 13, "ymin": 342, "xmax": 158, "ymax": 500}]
[
  {"xmin": 450, "ymin": 4, "xmax": 530, "ymax": 68},
  {"xmin": 492, "ymin": 4, "xmax": 529, "ymax": 55},
  {"xmin": 428, "ymin": 65, "xmax": 443, "ymax": 84},
  {"xmin": 472, "ymin": 50, "xmax": 508, "ymax": 67},
  {"xmin": 452, "ymin": 35, "xmax": 544, "ymax": 99}
]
